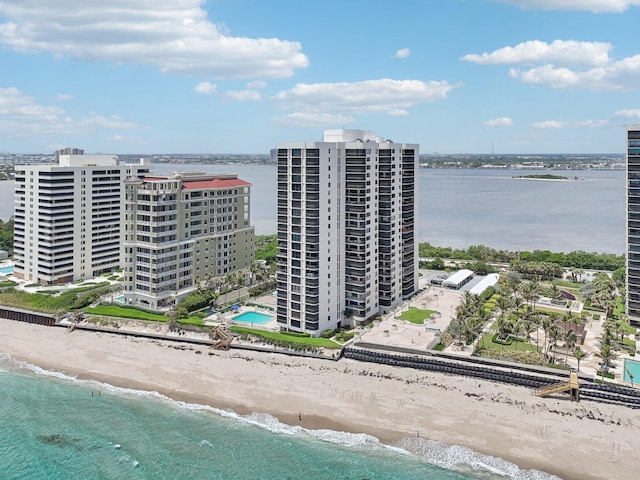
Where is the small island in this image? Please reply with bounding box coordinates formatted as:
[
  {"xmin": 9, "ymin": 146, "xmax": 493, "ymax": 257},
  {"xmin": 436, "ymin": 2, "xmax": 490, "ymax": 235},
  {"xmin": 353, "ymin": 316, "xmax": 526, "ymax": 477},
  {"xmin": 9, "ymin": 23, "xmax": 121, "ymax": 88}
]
[{"xmin": 512, "ymin": 174, "xmax": 578, "ymax": 181}]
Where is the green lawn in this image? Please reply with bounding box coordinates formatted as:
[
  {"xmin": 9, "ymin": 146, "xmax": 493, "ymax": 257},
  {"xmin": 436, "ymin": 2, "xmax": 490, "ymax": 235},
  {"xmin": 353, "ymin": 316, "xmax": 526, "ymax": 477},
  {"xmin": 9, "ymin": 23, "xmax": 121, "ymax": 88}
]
[
  {"xmin": 85, "ymin": 305, "xmax": 167, "ymax": 321},
  {"xmin": 84, "ymin": 305, "xmax": 202, "ymax": 325},
  {"xmin": 396, "ymin": 307, "xmax": 437, "ymax": 324},
  {"xmin": 479, "ymin": 333, "xmax": 538, "ymax": 352},
  {"xmin": 230, "ymin": 326, "xmax": 341, "ymax": 349}
]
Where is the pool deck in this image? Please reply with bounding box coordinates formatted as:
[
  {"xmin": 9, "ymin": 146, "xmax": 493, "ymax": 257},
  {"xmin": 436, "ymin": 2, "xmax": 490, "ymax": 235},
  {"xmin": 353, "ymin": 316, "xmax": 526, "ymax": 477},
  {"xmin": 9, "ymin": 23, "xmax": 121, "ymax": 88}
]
[{"xmin": 357, "ymin": 287, "xmax": 462, "ymax": 354}]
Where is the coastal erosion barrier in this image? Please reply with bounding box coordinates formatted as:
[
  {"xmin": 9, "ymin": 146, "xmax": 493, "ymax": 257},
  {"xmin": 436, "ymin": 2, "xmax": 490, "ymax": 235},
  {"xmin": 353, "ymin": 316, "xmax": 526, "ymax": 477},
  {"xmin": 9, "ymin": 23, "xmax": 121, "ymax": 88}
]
[
  {"xmin": 344, "ymin": 346, "xmax": 640, "ymax": 409},
  {"xmin": 0, "ymin": 306, "xmax": 56, "ymax": 326}
]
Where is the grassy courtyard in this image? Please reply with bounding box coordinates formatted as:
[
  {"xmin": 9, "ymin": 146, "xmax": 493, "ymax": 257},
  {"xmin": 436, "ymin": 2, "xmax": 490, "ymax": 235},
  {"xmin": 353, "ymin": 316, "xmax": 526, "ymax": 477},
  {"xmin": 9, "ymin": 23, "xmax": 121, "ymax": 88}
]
[{"xmin": 396, "ymin": 306, "xmax": 438, "ymax": 324}]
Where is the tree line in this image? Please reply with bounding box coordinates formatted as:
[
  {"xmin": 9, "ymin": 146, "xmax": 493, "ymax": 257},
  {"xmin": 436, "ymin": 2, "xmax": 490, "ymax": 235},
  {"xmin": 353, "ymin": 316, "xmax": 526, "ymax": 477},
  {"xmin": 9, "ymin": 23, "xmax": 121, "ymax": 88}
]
[{"xmin": 419, "ymin": 242, "xmax": 623, "ymax": 272}]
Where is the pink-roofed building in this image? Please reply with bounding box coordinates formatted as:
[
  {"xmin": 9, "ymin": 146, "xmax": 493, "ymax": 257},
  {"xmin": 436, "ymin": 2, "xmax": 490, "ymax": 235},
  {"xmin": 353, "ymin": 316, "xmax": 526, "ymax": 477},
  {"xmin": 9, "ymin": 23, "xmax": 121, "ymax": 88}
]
[{"xmin": 122, "ymin": 171, "xmax": 255, "ymax": 309}]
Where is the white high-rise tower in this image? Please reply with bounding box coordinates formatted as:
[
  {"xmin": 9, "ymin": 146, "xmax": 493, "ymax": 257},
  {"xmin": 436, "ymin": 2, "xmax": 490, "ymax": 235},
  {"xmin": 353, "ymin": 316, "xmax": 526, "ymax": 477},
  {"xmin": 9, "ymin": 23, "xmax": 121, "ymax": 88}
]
[{"xmin": 274, "ymin": 129, "xmax": 419, "ymax": 335}]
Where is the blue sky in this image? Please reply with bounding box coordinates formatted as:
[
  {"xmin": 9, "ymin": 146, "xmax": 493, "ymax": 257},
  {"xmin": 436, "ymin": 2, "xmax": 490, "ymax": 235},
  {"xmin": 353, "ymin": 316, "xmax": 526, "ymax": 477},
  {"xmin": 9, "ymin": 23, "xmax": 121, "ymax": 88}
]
[{"xmin": 1, "ymin": 0, "xmax": 640, "ymax": 154}]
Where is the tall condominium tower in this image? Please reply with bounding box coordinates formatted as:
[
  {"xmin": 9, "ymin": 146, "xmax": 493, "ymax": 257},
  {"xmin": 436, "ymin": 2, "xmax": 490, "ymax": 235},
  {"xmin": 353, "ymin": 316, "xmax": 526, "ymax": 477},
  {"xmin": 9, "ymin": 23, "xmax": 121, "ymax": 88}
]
[
  {"xmin": 627, "ymin": 126, "xmax": 640, "ymax": 327},
  {"xmin": 13, "ymin": 151, "xmax": 150, "ymax": 284},
  {"xmin": 275, "ymin": 129, "xmax": 419, "ymax": 335},
  {"xmin": 122, "ymin": 172, "xmax": 255, "ymax": 310}
]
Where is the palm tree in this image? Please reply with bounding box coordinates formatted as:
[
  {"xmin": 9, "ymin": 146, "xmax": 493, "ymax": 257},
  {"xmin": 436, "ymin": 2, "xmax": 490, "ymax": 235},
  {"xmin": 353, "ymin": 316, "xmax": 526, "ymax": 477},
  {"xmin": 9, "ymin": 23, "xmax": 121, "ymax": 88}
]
[
  {"xmin": 599, "ymin": 344, "xmax": 616, "ymax": 379},
  {"xmin": 575, "ymin": 349, "xmax": 586, "ymax": 373},
  {"xmin": 541, "ymin": 316, "xmax": 554, "ymax": 356},
  {"xmin": 563, "ymin": 328, "xmax": 578, "ymax": 365},
  {"xmin": 548, "ymin": 325, "xmax": 560, "ymax": 362}
]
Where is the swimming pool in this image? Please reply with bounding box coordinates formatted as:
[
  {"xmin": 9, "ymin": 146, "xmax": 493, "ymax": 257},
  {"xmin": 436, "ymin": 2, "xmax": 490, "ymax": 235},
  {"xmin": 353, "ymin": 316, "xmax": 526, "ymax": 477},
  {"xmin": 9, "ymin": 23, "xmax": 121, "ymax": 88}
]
[
  {"xmin": 231, "ymin": 311, "xmax": 273, "ymax": 325},
  {"xmin": 114, "ymin": 295, "xmax": 125, "ymax": 303},
  {"xmin": 623, "ymin": 358, "xmax": 640, "ymax": 383},
  {"xmin": 0, "ymin": 266, "xmax": 13, "ymax": 274}
]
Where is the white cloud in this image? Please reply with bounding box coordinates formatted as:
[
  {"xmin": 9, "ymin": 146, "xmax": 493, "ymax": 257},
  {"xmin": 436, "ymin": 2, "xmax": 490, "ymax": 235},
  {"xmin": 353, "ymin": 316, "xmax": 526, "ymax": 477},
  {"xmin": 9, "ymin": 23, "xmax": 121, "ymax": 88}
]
[
  {"xmin": 576, "ymin": 119, "xmax": 610, "ymax": 127},
  {"xmin": 510, "ymin": 55, "xmax": 640, "ymax": 90},
  {"xmin": 0, "ymin": 0, "xmax": 308, "ymax": 79},
  {"xmin": 0, "ymin": 86, "xmax": 140, "ymax": 138},
  {"xmin": 273, "ymin": 112, "xmax": 355, "ymax": 127},
  {"xmin": 465, "ymin": 38, "xmax": 640, "ymax": 91},
  {"xmin": 394, "ymin": 48, "xmax": 410, "ymax": 59},
  {"xmin": 531, "ymin": 120, "xmax": 566, "ymax": 128},
  {"xmin": 56, "ymin": 93, "xmax": 73, "ymax": 101},
  {"xmin": 194, "ymin": 82, "xmax": 217, "ymax": 94},
  {"xmin": 273, "ymin": 79, "xmax": 455, "ymax": 114},
  {"xmin": 612, "ymin": 109, "xmax": 640, "ymax": 119},
  {"xmin": 484, "ymin": 117, "xmax": 514, "ymax": 127},
  {"xmin": 462, "ymin": 40, "xmax": 611, "ymax": 67},
  {"xmin": 246, "ymin": 80, "xmax": 267, "ymax": 89},
  {"xmin": 388, "ymin": 109, "xmax": 409, "ymax": 116},
  {"xmin": 495, "ymin": 0, "xmax": 640, "ymax": 13},
  {"xmin": 224, "ymin": 90, "xmax": 261, "ymax": 102}
]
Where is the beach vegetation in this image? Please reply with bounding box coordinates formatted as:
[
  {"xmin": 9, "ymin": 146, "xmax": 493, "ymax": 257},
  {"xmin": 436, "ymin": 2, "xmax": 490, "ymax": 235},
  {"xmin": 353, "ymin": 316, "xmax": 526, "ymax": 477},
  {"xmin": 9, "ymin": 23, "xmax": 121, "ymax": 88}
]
[
  {"xmin": 0, "ymin": 282, "xmax": 112, "ymax": 314},
  {"xmin": 231, "ymin": 326, "xmax": 341, "ymax": 349}
]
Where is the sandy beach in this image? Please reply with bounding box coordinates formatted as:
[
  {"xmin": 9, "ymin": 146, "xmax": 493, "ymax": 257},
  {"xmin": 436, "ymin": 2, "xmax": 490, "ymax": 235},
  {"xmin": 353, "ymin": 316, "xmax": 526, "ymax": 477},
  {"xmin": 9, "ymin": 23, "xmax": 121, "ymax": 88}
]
[{"xmin": 1, "ymin": 318, "xmax": 638, "ymax": 480}]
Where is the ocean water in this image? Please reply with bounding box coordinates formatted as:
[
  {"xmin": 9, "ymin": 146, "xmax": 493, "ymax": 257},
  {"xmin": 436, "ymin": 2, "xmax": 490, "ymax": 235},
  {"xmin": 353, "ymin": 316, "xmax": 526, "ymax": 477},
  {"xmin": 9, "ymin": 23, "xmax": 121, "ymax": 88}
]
[{"xmin": 0, "ymin": 354, "xmax": 559, "ymax": 480}]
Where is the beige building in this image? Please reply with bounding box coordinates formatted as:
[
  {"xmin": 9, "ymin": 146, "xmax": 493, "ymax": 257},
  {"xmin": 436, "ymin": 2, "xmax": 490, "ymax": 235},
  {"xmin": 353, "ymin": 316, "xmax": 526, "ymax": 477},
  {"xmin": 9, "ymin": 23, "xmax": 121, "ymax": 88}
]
[
  {"xmin": 13, "ymin": 150, "xmax": 151, "ymax": 284},
  {"xmin": 122, "ymin": 172, "xmax": 255, "ymax": 309}
]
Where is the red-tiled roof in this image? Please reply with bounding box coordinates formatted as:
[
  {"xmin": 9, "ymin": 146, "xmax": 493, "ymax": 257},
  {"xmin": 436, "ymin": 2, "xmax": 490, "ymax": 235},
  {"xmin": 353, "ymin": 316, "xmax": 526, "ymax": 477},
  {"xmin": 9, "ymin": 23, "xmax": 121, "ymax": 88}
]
[{"xmin": 183, "ymin": 178, "xmax": 250, "ymax": 189}]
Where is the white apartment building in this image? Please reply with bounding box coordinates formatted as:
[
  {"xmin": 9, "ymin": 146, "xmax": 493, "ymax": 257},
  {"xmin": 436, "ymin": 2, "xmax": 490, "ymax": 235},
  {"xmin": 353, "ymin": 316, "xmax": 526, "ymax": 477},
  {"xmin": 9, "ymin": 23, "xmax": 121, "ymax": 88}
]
[
  {"xmin": 13, "ymin": 150, "xmax": 151, "ymax": 284},
  {"xmin": 122, "ymin": 172, "xmax": 254, "ymax": 310},
  {"xmin": 275, "ymin": 129, "xmax": 419, "ymax": 335}
]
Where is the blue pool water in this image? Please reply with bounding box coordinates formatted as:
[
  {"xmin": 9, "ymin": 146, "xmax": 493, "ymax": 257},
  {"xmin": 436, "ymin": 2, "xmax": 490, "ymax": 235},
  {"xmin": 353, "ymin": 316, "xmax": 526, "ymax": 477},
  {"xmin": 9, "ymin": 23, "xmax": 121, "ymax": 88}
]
[
  {"xmin": 232, "ymin": 311, "xmax": 273, "ymax": 324},
  {"xmin": 623, "ymin": 359, "xmax": 640, "ymax": 383},
  {"xmin": 0, "ymin": 266, "xmax": 13, "ymax": 274},
  {"xmin": 114, "ymin": 295, "xmax": 125, "ymax": 303}
]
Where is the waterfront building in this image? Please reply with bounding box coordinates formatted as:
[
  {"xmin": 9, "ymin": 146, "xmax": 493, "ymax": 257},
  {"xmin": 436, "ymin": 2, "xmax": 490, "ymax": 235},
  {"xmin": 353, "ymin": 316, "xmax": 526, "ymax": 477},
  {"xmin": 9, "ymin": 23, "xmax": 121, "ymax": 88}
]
[
  {"xmin": 13, "ymin": 150, "xmax": 150, "ymax": 284},
  {"xmin": 122, "ymin": 172, "xmax": 254, "ymax": 310},
  {"xmin": 627, "ymin": 126, "xmax": 640, "ymax": 327},
  {"xmin": 275, "ymin": 129, "xmax": 419, "ymax": 335}
]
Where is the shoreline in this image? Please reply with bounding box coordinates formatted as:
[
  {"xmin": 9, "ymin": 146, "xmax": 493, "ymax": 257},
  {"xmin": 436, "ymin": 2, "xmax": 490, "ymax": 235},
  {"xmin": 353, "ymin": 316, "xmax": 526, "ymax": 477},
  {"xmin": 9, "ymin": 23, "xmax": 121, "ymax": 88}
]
[{"xmin": 1, "ymin": 319, "xmax": 638, "ymax": 480}]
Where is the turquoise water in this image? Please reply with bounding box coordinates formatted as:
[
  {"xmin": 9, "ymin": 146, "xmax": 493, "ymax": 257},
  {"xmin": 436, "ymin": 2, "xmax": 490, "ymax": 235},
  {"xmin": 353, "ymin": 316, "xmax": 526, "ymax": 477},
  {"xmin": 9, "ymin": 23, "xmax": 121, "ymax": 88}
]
[
  {"xmin": 0, "ymin": 354, "xmax": 558, "ymax": 480},
  {"xmin": 232, "ymin": 311, "xmax": 273, "ymax": 324},
  {"xmin": 623, "ymin": 359, "xmax": 640, "ymax": 383},
  {"xmin": 114, "ymin": 295, "xmax": 125, "ymax": 303},
  {"xmin": 0, "ymin": 265, "xmax": 13, "ymax": 274}
]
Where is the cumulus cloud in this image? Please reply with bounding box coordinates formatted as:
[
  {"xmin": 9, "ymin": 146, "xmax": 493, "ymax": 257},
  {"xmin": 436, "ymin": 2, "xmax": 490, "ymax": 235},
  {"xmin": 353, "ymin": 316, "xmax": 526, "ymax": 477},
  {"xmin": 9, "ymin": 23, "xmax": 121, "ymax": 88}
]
[
  {"xmin": 272, "ymin": 79, "xmax": 455, "ymax": 114},
  {"xmin": 531, "ymin": 120, "xmax": 566, "ymax": 128},
  {"xmin": 495, "ymin": 0, "xmax": 640, "ymax": 13},
  {"xmin": 0, "ymin": 85, "xmax": 140, "ymax": 138},
  {"xmin": 56, "ymin": 93, "xmax": 73, "ymax": 101},
  {"xmin": 224, "ymin": 90, "xmax": 261, "ymax": 102},
  {"xmin": 462, "ymin": 40, "xmax": 611, "ymax": 67},
  {"xmin": 194, "ymin": 82, "xmax": 217, "ymax": 94},
  {"xmin": 0, "ymin": 0, "xmax": 308, "ymax": 79},
  {"xmin": 388, "ymin": 109, "xmax": 409, "ymax": 116},
  {"xmin": 273, "ymin": 112, "xmax": 355, "ymax": 127},
  {"xmin": 510, "ymin": 55, "xmax": 640, "ymax": 90},
  {"xmin": 465, "ymin": 38, "xmax": 640, "ymax": 91},
  {"xmin": 484, "ymin": 117, "xmax": 514, "ymax": 127},
  {"xmin": 394, "ymin": 48, "xmax": 410, "ymax": 58}
]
